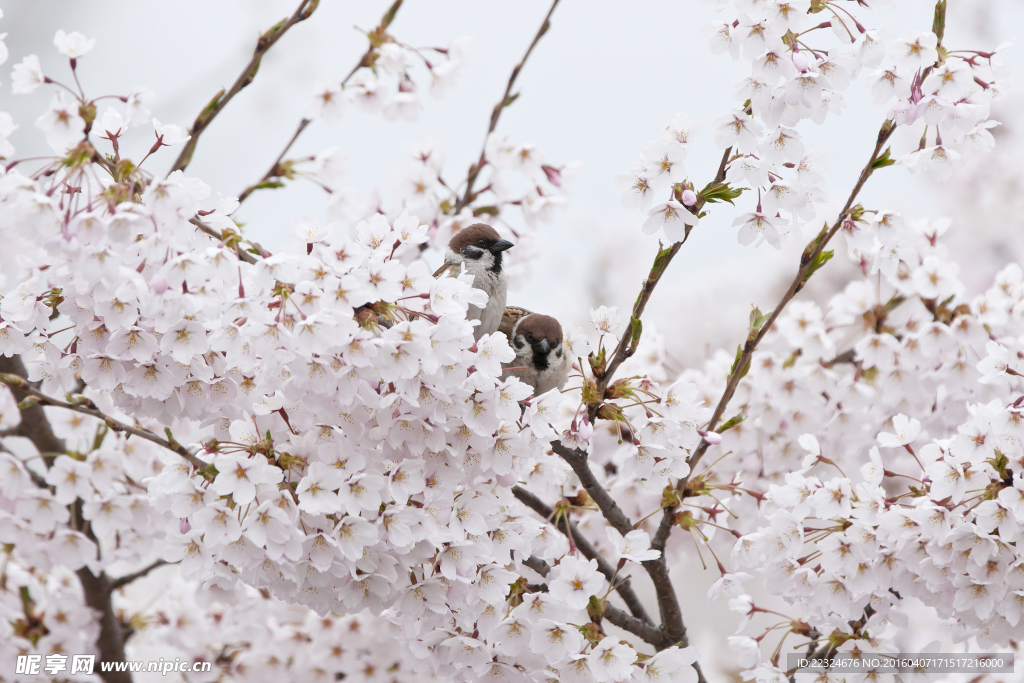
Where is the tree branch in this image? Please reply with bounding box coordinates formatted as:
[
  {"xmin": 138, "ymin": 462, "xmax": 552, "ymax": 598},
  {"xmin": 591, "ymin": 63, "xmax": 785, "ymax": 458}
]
[
  {"xmin": 512, "ymin": 485, "xmax": 653, "ymax": 627},
  {"xmin": 522, "ymin": 554, "xmax": 552, "ymax": 578},
  {"xmin": 0, "ymin": 372, "xmax": 203, "ymax": 469},
  {"xmin": 552, "ymin": 442, "xmax": 694, "ymax": 651},
  {"xmin": 235, "ymin": 0, "xmax": 406, "ymax": 206},
  {"xmin": 169, "ymin": 0, "xmax": 321, "ymax": 174},
  {"xmin": 0, "ymin": 359, "xmax": 133, "ymax": 682},
  {"xmin": 110, "ymin": 559, "xmax": 171, "ymax": 590},
  {"xmin": 77, "ymin": 568, "xmax": 132, "ymax": 683},
  {"xmin": 518, "ymin": 550, "xmax": 665, "ymax": 646},
  {"xmin": 0, "ymin": 356, "xmax": 66, "ymax": 468},
  {"xmin": 551, "ymin": 442, "xmax": 636, "ymax": 537},
  {"xmin": 455, "ymin": 0, "xmax": 562, "ymax": 213},
  {"xmin": 190, "ymin": 217, "xmax": 261, "ymax": 265},
  {"xmin": 604, "ymin": 605, "xmax": 666, "ymax": 649}
]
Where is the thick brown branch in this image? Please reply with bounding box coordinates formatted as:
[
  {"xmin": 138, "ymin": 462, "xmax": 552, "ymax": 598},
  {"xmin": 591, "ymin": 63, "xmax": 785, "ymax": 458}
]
[
  {"xmin": 0, "ymin": 373, "xmax": 203, "ymax": 469},
  {"xmin": 0, "ymin": 356, "xmax": 66, "ymax": 468},
  {"xmin": 512, "ymin": 485, "xmax": 653, "ymax": 627},
  {"xmin": 0, "ymin": 358, "xmax": 132, "ymax": 681},
  {"xmin": 110, "ymin": 559, "xmax": 171, "ymax": 590},
  {"xmin": 550, "ymin": 442, "xmax": 697, "ymax": 653},
  {"xmin": 604, "ymin": 604, "xmax": 666, "ymax": 647},
  {"xmin": 522, "ymin": 555, "xmax": 551, "ymax": 578},
  {"xmin": 236, "ymin": 0, "xmax": 405, "ymax": 206},
  {"xmin": 551, "ymin": 442, "xmax": 635, "ymax": 537},
  {"xmin": 77, "ymin": 568, "xmax": 132, "ymax": 683},
  {"xmin": 169, "ymin": 0, "xmax": 320, "ymax": 173},
  {"xmin": 455, "ymin": 0, "xmax": 562, "ymax": 212}
]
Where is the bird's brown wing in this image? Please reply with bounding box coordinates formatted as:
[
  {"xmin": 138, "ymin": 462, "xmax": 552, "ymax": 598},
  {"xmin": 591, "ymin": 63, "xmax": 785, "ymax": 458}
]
[
  {"xmin": 433, "ymin": 262, "xmax": 459, "ymax": 279},
  {"xmin": 499, "ymin": 306, "xmax": 533, "ymax": 338}
]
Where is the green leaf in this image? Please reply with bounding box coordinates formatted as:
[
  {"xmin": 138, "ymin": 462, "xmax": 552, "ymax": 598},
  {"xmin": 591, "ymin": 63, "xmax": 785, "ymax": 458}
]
[
  {"xmin": 699, "ymin": 182, "xmax": 746, "ymax": 205},
  {"xmin": 870, "ymin": 146, "xmax": 896, "ymax": 170},
  {"xmin": 729, "ymin": 344, "xmax": 751, "ymax": 379},
  {"xmin": 804, "ymin": 249, "xmax": 835, "ymax": 280},
  {"xmin": 381, "ymin": 0, "xmax": 403, "ymax": 28},
  {"xmin": 716, "ymin": 414, "xmax": 745, "ymax": 433},
  {"xmin": 472, "ymin": 205, "xmax": 500, "ymax": 217},
  {"xmin": 194, "ymin": 88, "xmax": 226, "ymax": 129},
  {"xmin": 649, "ymin": 243, "xmax": 676, "ymax": 278},
  {"xmin": 254, "ymin": 179, "xmax": 285, "ymax": 191},
  {"xmin": 932, "ymin": 0, "xmax": 946, "ymax": 45},
  {"xmin": 748, "ymin": 306, "xmax": 770, "ymax": 331},
  {"xmin": 502, "ymin": 92, "xmax": 521, "ymax": 108}
]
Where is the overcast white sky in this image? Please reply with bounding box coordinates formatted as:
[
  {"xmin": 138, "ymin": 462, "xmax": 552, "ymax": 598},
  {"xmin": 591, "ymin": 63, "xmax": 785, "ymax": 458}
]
[{"xmin": 1, "ymin": 0, "xmax": 1021, "ymax": 358}]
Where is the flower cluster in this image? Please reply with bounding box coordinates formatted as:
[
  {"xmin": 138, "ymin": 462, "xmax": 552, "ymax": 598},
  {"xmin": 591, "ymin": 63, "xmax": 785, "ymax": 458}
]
[{"xmin": 621, "ymin": 0, "xmax": 1005, "ymax": 251}]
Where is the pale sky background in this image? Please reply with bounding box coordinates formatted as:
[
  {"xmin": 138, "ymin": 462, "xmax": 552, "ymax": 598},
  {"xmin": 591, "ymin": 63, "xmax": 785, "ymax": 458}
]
[{"xmin": 2, "ymin": 2, "xmax": 1023, "ymax": 676}]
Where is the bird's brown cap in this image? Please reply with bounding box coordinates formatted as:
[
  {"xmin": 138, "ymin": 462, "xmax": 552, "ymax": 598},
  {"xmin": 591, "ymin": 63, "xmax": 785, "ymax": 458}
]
[
  {"xmin": 448, "ymin": 223, "xmax": 503, "ymax": 252},
  {"xmin": 517, "ymin": 314, "xmax": 562, "ymax": 344}
]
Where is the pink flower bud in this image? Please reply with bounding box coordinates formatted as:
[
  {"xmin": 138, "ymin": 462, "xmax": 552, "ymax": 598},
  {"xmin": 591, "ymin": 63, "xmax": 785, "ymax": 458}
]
[
  {"xmin": 792, "ymin": 51, "xmax": 809, "ymax": 73},
  {"xmin": 179, "ymin": 518, "xmax": 192, "ymax": 534},
  {"xmin": 541, "ymin": 164, "xmax": 562, "ymax": 187},
  {"xmin": 681, "ymin": 189, "xmax": 697, "ymax": 206},
  {"xmin": 698, "ymin": 430, "xmax": 723, "ymax": 445}
]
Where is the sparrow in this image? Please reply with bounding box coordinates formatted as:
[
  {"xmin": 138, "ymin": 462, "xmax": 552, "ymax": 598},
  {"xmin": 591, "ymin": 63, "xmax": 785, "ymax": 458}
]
[
  {"xmin": 433, "ymin": 223, "xmax": 514, "ymax": 340},
  {"xmin": 498, "ymin": 306, "xmax": 569, "ymax": 395}
]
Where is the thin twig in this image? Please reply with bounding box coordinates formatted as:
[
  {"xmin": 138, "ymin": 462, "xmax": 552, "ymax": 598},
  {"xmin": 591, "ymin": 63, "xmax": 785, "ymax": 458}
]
[
  {"xmin": 169, "ymin": 0, "xmax": 321, "ymax": 174},
  {"xmin": 589, "ymin": 144, "xmax": 734, "ymax": 424},
  {"xmin": 512, "ymin": 485, "xmax": 654, "ymax": 628},
  {"xmin": 190, "ymin": 217, "xmax": 261, "ymax": 264},
  {"xmin": 236, "ymin": 0, "xmax": 406, "ymax": 206},
  {"xmin": 110, "ymin": 559, "xmax": 172, "ymax": 590},
  {"xmin": 0, "ymin": 373, "xmax": 204, "ymax": 469},
  {"xmin": 236, "ymin": 119, "xmax": 311, "ymax": 205},
  {"xmin": 455, "ymin": 0, "xmax": 562, "ymax": 213}
]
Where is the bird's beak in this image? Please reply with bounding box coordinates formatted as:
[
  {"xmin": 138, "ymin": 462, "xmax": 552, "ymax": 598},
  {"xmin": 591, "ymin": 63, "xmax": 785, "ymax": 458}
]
[
  {"xmin": 490, "ymin": 239, "xmax": 514, "ymax": 254},
  {"xmin": 538, "ymin": 339, "xmax": 550, "ymax": 354}
]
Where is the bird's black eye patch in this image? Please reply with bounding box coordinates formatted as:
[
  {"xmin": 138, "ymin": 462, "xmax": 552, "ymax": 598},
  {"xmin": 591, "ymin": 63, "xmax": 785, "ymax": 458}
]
[
  {"xmin": 556, "ymin": 350, "xmax": 562, "ymax": 357},
  {"xmin": 514, "ymin": 338, "xmax": 524, "ymax": 349},
  {"xmin": 463, "ymin": 246, "xmax": 484, "ymax": 260}
]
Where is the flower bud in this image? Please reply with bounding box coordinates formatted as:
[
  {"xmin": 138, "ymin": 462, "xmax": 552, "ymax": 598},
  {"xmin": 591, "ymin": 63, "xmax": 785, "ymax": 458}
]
[
  {"xmin": 792, "ymin": 51, "xmax": 809, "ymax": 73},
  {"xmin": 698, "ymin": 429, "xmax": 723, "ymax": 445},
  {"xmin": 150, "ymin": 274, "xmax": 169, "ymax": 294}
]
